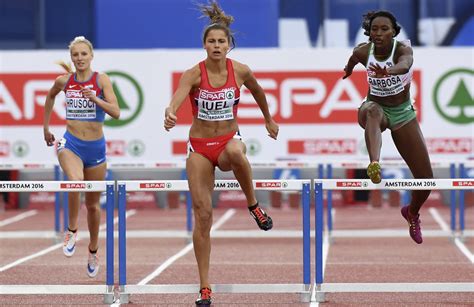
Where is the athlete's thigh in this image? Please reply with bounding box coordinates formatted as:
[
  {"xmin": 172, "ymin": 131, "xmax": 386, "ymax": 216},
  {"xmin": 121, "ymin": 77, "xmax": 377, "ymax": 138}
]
[
  {"xmin": 83, "ymin": 163, "xmax": 107, "ymax": 205},
  {"xmin": 186, "ymin": 153, "xmax": 215, "ymax": 205},
  {"xmin": 391, "ymin": 119, "xmax": 432, "ymax": 178},
  {"xmin": 58, "ymin": 150, "xmax": 84, "ymax": 180},
  {"xmin": 358, "ymin": 101, "xmax": 389, "ymax": 130},
  {"xmin": 218, "ymin": 139, "xmax": 246, "ymax": 171}
]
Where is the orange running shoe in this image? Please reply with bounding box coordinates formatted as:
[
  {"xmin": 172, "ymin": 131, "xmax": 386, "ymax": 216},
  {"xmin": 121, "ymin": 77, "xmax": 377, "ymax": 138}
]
[{"xmin": 196, "ymin": 287, "xmax": 212, "ymax": 306}]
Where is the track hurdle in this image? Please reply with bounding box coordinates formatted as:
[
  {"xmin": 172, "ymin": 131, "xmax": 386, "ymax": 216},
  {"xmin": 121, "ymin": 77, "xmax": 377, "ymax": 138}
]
[
  {"xmin": 0, "ymin": 180, "xmax": 116, "ymax": 303},
  {"xmin": 458, "ymin": 161, "xmax": 474, "ymax": 237},
  {"xmin": 116, "ymin": 179, "xmax": 312, "ymax": 303},
  {"xmin": 109, "ymin": 160, "xmax": 323, "ymax": 233},
  {"xmin": 324, "ymin": 160, "xmax": 458, "ymax": 235},
  {"xmin": 313, "ymin": 178, "xmax": 474, "ymax": 302}
]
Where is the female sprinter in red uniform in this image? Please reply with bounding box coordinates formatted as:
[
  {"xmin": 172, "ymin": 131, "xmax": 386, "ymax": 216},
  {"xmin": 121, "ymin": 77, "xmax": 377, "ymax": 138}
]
[
  {"xmin": 342, "ymin": 11, "xmax": 433, "ymax": 244},
  {"xmin": 43, "ymin": 36, "xmax": 120, "ymax": 277},
  {"xmin": 164, "ymin": 1, "xmax": 279, "ymax": 305}
]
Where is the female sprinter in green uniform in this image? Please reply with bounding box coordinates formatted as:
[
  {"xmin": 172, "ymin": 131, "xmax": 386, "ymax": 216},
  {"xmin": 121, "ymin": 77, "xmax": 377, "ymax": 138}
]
[{"xmin": 342, "ymin": 11, "xmax": 433, "ymax": 244}]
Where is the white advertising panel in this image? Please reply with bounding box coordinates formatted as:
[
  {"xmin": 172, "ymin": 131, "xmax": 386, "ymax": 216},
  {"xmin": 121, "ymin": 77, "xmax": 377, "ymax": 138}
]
[{"xmin": 0, "ymin": 48, "xmax": 472, "ymax": 164}]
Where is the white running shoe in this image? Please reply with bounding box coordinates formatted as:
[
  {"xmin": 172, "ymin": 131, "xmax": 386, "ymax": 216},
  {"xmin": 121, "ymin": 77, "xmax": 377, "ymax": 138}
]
[
  {"xmin": 63, "ymin": 230, "xmax": 77, "ymax": 257},
  {"xmin": 87, "ymin": 252, "xmax": 99, "ymax": 278}
]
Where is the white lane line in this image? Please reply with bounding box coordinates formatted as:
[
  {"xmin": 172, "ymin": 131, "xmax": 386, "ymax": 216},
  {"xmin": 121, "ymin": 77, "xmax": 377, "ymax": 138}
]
[
  {"xmin": 310, "ymin": 209, "xmax": 335, "ymax": 306},
  {"xmin": 0, "ymin": 209, "xmax": 136, "ymax": 272},
  {"xmin": 0, "ymin": 210, "xmax": 38, "ymax": 228},
  {"xmin": 429, "ymin": 208, "xmax": 450, "ymax": 231},
  {"xmin": 429, "ymin": 208, "xmax": 474, "ymax": 263},
  {"xmin": 137, "ymin": 209, "xmax": 236, "ymax": 286}
]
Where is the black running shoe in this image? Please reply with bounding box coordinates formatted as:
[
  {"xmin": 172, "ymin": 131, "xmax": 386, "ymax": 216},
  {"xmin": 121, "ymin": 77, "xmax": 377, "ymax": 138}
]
[
  {"xmin": 196, "ymin": 287, "xmax": 212, "ymax": 306},
  {"xmin": 250, "ymin": 206, "xmax": 273, "ymax": 231}
]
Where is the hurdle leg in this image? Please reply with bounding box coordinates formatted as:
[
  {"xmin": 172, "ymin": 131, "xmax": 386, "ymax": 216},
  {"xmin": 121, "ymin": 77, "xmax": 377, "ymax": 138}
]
[
  {"xmin": 301, "ymin": 182, "xmax": 311, "ymax": 302},
  {"xmin": 314, "ymin": 182, "xmax": 326, "ymax": 302},
  {"xmin": 104, "ymin": 183, "xmax": 115, "ymax": 303},
  {"xmin": 118, "ymin": 183, "xmax": 130, "ymax": 304}
]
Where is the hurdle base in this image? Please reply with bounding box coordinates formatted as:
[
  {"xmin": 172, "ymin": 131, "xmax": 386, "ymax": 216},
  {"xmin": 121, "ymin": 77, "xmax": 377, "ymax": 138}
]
[
  {"xmin": 123, "ymin": 284, "xmax": 311, "ymax": 302},
  {"xmin": 103, "ymin": 293, "xmax": 115, "ymax": 304},
  {"xmin": 119, "ymin": 286, "xmax": 130, "ymax": 304},
  {"xmin": 314, "ymin": 284, "xmax": 326, "ymax": 302},
  {"xmin": 103, "ymin": 285, "xmax": 115, "ymax": 304},
  {"xmin": 300, "ymin": 284, "xmax": 312, "ymax": 302}
]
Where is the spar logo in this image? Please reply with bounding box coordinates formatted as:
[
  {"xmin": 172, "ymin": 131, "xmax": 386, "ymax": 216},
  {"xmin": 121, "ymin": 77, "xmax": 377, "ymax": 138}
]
[
  {"xmin": 453, "ymin": 181, "xmax": 474, "ymax": 187},
  {"xmin": 107, "ymin": 140, "xmax": 126, "ymax": 156},
  {"xmin": 336, "ymin": 181, "xmax": 368, "ymax": 187},
  {"xmin": 139, "ymin": 182, "xmax": 171, "ymax": 189},
  {"xmin": 172, "ymin": 71, "xmax": 421, "ymax": 124},
  {"xmin": 60, "ymin": 183, "xmax": 88, "ymax": 189},
  {"xmin": 289, "ymin": 139, "xmax": 357, "ymax": 155},
  {"xmin": 426, "ymin": 138, "xmax": 472, "ymax": 154},
  {"xmin": 0, "ymin": 141, "xmax": 9, "ymax": 157},
  {"xmin": 0, "ymin": 71, "xmax": 142, "ymax": 127},
  {"xmin": 255, "ymin": 181, "xmax": 288, "ymax": 188},
  {"xmin": 433, "ymin": 68, "xmax": 474, "ymax": 125}
]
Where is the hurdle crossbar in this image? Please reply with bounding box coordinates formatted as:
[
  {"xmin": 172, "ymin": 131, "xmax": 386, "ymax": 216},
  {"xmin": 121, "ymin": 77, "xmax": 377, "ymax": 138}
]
[
  {"xmin": 319, "ymin": 282, "xmax": 473, "ymax": 292},
  {"xmin": 313, "ymin": 178, "xmax": 474, "ymax": 302},
  {"xmin": 0, "ymin": 180, "xmax": 115, "ymax": 303},
  {"xmin": 0, "ymin": 285, "xmax": 110, "ymax": 295},
  {"xmin": 116, "ymin": 179, "xmax": 312, "ymax": 303},
  {"xmin": 321, "ymin": 178, "xmax": 473, "ymax": 190}
]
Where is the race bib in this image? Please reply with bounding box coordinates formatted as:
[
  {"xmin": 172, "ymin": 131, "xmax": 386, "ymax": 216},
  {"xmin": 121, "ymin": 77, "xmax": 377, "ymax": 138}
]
[
  {"xmin": 196, "ymin": 88, "xmax": 237, "ymax": 121},
  {"xmin": 65, "ymin": 89, "xmax": 97, "ymax": 119}
]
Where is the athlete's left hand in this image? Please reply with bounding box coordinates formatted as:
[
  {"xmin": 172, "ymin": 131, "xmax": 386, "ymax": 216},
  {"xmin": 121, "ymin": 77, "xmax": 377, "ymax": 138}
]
[
  {"xmin": 265, "ymin": 119, "xmax": 279, "ymax": 140},
  {"xmin": 369, "ymin": 63, "xmax": 389, "ymax": 78}
]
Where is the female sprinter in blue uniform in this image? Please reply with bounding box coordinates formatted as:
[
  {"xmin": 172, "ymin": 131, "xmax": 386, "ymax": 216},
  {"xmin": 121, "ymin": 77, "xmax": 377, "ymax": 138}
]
[
  {"xmin": 43, "ymin": 36, "xmax": 120, "ymax": 277},
  {"xmin": 164, "ymin": 1, "xmax": 279, "ymax": 305}
]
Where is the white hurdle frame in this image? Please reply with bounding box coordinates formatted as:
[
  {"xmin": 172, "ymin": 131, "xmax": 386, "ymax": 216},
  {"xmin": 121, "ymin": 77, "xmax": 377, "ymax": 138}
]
[
  {"xmin": 116, "ymin": 179, "xmax": 312, "ymax": 303},
  {"xmin": 313, "ymin": 178, "xmax": 474, "ymax": 302},
  {"xmin": 0, "ymin": 180, "xmax": 116, "ymax": 304},
  {"xmin": 323, "ymin": 160, "xmax": 460, "ymax": 236}
]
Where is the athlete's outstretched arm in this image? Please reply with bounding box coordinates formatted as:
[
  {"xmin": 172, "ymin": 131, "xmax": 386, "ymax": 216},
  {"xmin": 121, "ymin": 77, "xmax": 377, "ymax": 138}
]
[
  {"xmin": 164, "ymin": 67, "xmax": 199, "ymax": 131},
  {"xmin": 43, "ymin": 75, "xmax": 67, "ymax": 146},
  {"xmin": 241, "ymin": 64, "xmax": 279, "ymax": 140},
  {"xmin": 342, "ymin": 44, "xmax": 365, "ymax": 79}
]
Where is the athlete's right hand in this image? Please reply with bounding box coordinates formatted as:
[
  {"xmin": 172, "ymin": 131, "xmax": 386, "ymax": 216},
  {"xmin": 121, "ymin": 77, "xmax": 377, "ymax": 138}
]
[
  {"xmin": 164, "ymin": 107, "xmax": 177, "ymax": 131},
  {"xmin": 44, "ymin": 130, "xmax": 55, "ymax": 146},
  {"xmin": 342, "ymin": 65, "xmax": 352, "ymax": 79}
]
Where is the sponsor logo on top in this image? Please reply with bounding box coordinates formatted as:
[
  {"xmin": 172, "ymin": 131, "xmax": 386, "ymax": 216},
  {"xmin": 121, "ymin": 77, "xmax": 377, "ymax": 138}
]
[
  {"xmin": 336, "ymin": 181, "xmax": 367, "ymax": 187},
  {"xmin": 0, "ymin": 141, "xmax": 9, "ymax": 157},
  {"xmin": 255, "ymin": 181, "xmax": 288, "ymax": 188},
  {"xmin": 453, "ymin": 180, "xmax": 474, "ymax": 187},
  {"xmin": 426, "ymin": 138, "xmax": 472, "ymax": 154},
  {"xmin": 139, "ymin": 182, "xmax": 170, "ymax": 189},
  {"xmin": 60, "ymin": 183, "xmax": 87, "ymax": 189},
  {"xmin": 289, "ymin": 139, "xmax": 356, "ymax": 155}
]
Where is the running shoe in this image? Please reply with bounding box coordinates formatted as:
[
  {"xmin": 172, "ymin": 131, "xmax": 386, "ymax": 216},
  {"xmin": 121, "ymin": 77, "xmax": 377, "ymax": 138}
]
[
  {"xmin": 87, "ymin": 252, "xmax": 100, "ymax": 278},
  {"xmin": 63, "ymin": 230, "xmax": 77, "ymax": 257},
  {"xmin": 250, "ymin": 206, "xmax": 273, "ymax": 231},
  {"xmin": 401, "ymin": 206, "xmax": 423, "ymax": 244},
  {"xmin": 367, "ymin": 161, "xmax": 382, "ymax": 184},
  {"xmin": 195, "ymin": 287, "xmax": 212, "ymax": 306}
]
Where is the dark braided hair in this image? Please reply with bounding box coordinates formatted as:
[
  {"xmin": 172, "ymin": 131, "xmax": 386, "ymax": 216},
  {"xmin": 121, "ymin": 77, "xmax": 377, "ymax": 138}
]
[
  {"xmin": 362, "ymin": 11, "xmax": 401, "ymax": 37},
  {"xmin": 198, "ymin": 1, "xmax": 236, "ymax": 50}
]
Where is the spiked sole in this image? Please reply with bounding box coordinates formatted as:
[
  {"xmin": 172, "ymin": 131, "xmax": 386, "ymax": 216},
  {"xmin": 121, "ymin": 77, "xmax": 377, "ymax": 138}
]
[{"xmin": 367, "ymin": 162, "xmax": 382, "ymax": 184}]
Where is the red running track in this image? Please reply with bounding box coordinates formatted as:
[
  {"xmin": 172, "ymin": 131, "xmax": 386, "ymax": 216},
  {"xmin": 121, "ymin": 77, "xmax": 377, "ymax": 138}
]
[{"xmin": 0, "ymin": 203, "xmax": 472, "ymax": 306}]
